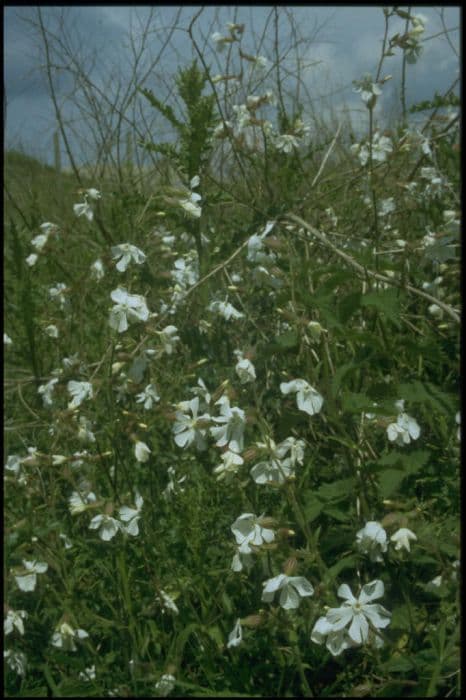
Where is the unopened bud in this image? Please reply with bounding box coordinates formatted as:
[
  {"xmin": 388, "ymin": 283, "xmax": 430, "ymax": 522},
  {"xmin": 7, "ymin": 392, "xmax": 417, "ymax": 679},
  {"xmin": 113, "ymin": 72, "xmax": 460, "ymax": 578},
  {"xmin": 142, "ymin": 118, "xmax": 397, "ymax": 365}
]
[
  {"xmin": 277, "ymin": 528, "xmax": 296, "ymax": 539},
  {"xmin": 240, "ymin": 614, "xmax": 264, "ymax": 628},
  {"xmin": 283, "ymin": 556, "xmax": 298, "ymax": 575}
]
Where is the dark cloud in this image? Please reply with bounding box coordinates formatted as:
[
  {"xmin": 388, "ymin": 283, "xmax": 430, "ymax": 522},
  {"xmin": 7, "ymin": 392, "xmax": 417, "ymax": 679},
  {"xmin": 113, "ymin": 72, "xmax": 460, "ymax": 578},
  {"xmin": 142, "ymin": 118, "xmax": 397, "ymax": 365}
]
[{"xmin": 4, "ymin": 5, "xmax": 460, "ymax": 164}]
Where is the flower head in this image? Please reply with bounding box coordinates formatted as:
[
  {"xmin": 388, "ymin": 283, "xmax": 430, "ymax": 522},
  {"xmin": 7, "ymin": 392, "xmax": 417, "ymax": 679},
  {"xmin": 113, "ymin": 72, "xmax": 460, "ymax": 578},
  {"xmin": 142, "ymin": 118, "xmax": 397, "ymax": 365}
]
[
  {"xmin": 210, "ymin": 397, "xmax": 246, "ymax": 451},
  {"xmin": 51, "ymin": 621, "xmax": 89, "ymax": 651},
  {"xmin": 325, "ymin": 580, "xmax": 391, "ymax": 645},
  {"xmin": 280, "ymin": 379, "xmax": 323, "ymax": 416},
  {"xmin": 109, "ymin": 287, "xmax": 149, "ymax": 333},
  {"xmin": 14, "ymin": 559, "xmax": 48, "ymax": 592},
  {"xmin": 390, "ymin": 527, "xmax": 417, "ymax": 552},
  {"xmin": 173, "ymin": 397, "xmax": 211, "ymax": 450},
  {"xmin": 134, "ymin": 440, "xmax": 151, "ymax": 463},
  {"xmin": 119, "ymin": 493, "xmax": 143, "ymax": 536},
  {"xmin": 356, "ymin": 521, "xmax": 388, "ymax": 562},
  {"xmin": 262, "ymin": 573, "xmax": 314, "ymax": 609},
  {"xmin": 111, "ymin": 243, "xmax": 146, "ymax": 272},
  {"xmin": 136, "ymin": 383, "xmax": 160, "ymax": 410},
  {"xmin": 67, "ymin": 380, "xmax": 93, "ymax": 409},
  {"xmin": 227, "ymin": 618, "xmax": 243, "ymax": 648},
  {"xmin": 4, "ymin": 609, "xmax": 28, "ymax": 636},
  {"xmin": 231, "ymin": 512, "xmax": 275, "ymax": 554},
  {"xmin": 88, "ymin": 513, "xmax": 121, "ymax": 541}
]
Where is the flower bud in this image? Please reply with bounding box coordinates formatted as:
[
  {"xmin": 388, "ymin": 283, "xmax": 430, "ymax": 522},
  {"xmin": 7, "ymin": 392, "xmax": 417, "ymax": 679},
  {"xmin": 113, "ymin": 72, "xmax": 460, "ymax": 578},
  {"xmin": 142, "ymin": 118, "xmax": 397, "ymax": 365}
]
[
  {"xmin": 283, "ymin": 556, "xmax": 298, "ymax": 575},
  {"xmin": 240, "ymin": 614, "xmax": 264, "ymax": 628}
]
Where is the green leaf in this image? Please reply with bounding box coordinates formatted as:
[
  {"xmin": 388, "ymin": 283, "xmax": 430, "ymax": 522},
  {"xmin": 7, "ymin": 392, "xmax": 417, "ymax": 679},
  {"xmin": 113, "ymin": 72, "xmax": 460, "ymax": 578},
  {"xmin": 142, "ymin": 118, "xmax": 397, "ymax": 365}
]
[
  {"xmin": 361, "ymin": 288, "xmax": 404, "ymax": 324},
  {"xmin": 317, "ymin": 477, "xmax": 356, "ymax": 501},
  {"xmin": 322, "ymin": 504, "xmax": 350, "ymax": 521},
  {"xmin": 378, "ymin": 469, "xmax": 406, "ymax": 497},
  {"xmin": 341, "ymin": 392, "xmax": 375, "ymax": 413},
  {"xmin": 275, "ymin": 330, "xmax": 299, "ymax": 349}
]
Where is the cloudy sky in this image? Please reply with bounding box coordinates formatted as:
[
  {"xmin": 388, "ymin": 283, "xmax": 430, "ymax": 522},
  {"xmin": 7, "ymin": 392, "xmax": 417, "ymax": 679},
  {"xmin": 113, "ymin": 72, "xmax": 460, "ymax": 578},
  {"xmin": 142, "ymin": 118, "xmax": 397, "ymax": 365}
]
[{"xmin": 4, "ymin": 5, "xmax": 460, "ymax": 166}]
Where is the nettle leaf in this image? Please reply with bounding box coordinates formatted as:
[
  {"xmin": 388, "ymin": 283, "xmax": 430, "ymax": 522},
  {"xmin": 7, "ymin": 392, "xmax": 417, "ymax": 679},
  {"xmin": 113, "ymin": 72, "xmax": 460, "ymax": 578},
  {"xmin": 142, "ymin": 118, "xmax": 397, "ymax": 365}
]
[
  {"xmin": 397, "ymin": 380, "xmax": 453, "ymax": 414},
  {"xmin": 302, "ymin": 492, "xmax": 324, "ymax": 523},
  {"xmin": 378, "ymin": 469, "xmax": 406, "ymax": 498},
  {"xmin": 360, "ymin": 288, "xmax": 405, "ymax": 325},
  {"xmin": 317, "ymin": 477, "xmax": 356, "ymax": 501},
  {"xmin": 338, "ymin": 291, "xmax": 362, "ymax": 323},
  {"xmin": 322, "ymin": 504, "xmax": 350, "ymax": 522}
]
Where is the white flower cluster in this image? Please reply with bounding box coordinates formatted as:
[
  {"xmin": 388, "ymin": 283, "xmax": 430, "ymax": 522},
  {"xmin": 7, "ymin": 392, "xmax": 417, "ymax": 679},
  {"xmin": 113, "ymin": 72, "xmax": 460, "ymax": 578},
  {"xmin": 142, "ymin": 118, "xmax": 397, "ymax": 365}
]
[
  {"xmin": 73, "ymin": 187, "xmax": 101, "ymax": 222},
  {"xmin": 25, "ymin": 221, "xmax": 60, "ymax": 267}
]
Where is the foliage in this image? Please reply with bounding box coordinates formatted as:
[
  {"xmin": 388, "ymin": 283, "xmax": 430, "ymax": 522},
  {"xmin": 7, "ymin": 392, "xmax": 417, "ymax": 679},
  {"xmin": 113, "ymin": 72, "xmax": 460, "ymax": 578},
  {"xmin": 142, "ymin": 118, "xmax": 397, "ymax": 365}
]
[{"xmin": 4, "ymin": 10, "xmax": 460, "ymax": 699}]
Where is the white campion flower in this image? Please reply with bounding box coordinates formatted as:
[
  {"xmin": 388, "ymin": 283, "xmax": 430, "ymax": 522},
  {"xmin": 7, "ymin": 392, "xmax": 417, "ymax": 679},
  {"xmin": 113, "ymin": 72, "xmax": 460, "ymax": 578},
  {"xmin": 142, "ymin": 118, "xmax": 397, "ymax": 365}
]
[
  {"xmin": 211, "ymin": 397, "xmax": 246, "ymax": 451},
  {"xmin": 77, "ymin": 415, "xmax": 96, "ymax": 443},
  {"xmin": 179, "ymin": 179, "xmax": 202, "ymax": 218},
  {"xmin": 163, "ymin": 466, "xmax": 186, "ymax": 500},
  {"xmin": 134, "ymin": 440, "xmax": 151, "ymax": 463},
  {"xmin": 4, "ymin": 332, "xmax": 13, "ymax": 345},
  {"xmin": 234, "ymin": 350, "xmax": 256, "ymax": 384},
  {"xmin": 31, "ymin": 233, "xmax": 49, "ymax": 251},
  {"xmin": 261, "ymin": 573, "xmax": 314, "ymax": 609},
  {"xmin": 4, "ymin": 649, "xmax": 27, "ymax": 677},
  {"xmin": 49, "ymin": 282, "xmax": 68, "ymax": 308},
  {"xmin": 44, "ymin": 324, "xmax": 59, "ymax": 338},
  {"xmin": 324, "ymin": 580, "xmax": 391, "ymax": 646},
  {"xmin": 5, "ymin": 454, "xmax": 24, "ymax": 477},
  {"xmin": 274, "ymin": 133, "xmax": 300, "ymax": 154},
  {"xmin": 158, "ymin": 325, "xmax": 180, "ymax": 355},
  {"xmin": 154, "ymin": 673, "xmax": 176, "ymax": 697},
  {"xmin": 386, "ymin": 412, "xmax": 421, "ymax": 446},
  {"xmin": 171, "ymin": 256, "xmax": 199, "ymax": 288},
  {"xmin": 250, "ymin": 439, "xmax": 294, "ymax": 486},
  {"xmin": 25, "ymin": 252, "xmax": 38, "ymax": 266},
  {"xmin": 59, "ymin": 533, "xmax": 73, "ymax": 549},
  {"xmin": 68, "ymin": 489, "xmax": 97, "ymax": 515},
  {"xmin": 4, "ymin": 609, "xmax": 28, "ymax": 636},
  {"xmin": 37, "ymin": 378, "xmax": 58, "ymax": 406},
  {"xmin": 111, "ymin": 243, "xmax": 147, "ymax": 272},
  {"xmin": 311, "ymin": 615, "xmax": 357, "ymax": 656},
  {"xmin": 227, "ymin": 618, "xmax": 243, "ymax": 648},
  {"xmin": 158, "ymin": 590, "xmax": 179, "ymax": 615},
  {"xmin": 67, "ymin": 380, "xmax": 93, "ymax": 409},
  {"xmin": 173, "ymin": 397, "xmax": 211, "ymax": 450},
  {"xmin": 353, "ymin": 74, "xmax": 382, "ymax": 106},
  {"xmin": 109, "ymin": 287, "xmax": 150, "ymax": 333},
  {"xmin": 90, "ymin": 258, "xmax": 105, "ymax": 280},
  {"xmin": 88, "ymin": 513, "xmax": 121, "ymax": 541},
  {"xmin": 79, "ymin": 665, "xmax": 96, "ymax": 681},
  {"xmin": 276, "ymin": 437, "xmax": 306, "ymax": 468},
  {"xmin": 119, "ymin": 492, "xmax": 143, "ymax": 536},
  {"xmin": 280, "ymin": 379, "xmax": 323, "ymax": 416},
  {"xmin": 40, "ymin": 221, "xmax": 59, "ymax": 235},
  {"xmin": 51, "ymin": 621, "xmax": 89, "ymax": 651},
  {"xmin": 231, "ymin": 513, "xmax": 275, "ymax": 554},
  {"xmin": 209, "ymin": 300, "xmax": 244, "ymax": 321},
  {"xmin": 136, "ymin": 383, "xmax": 160, "ymax": 410},
  {"xmin": 390, "ymin": 527, "xmax": 417, "ymax": 552},
  {"xmin": 73, "ymin": 200, "xmax": 94, "ymax": 221},
  {"xmin": 14, "ymin": 560, "xmax": 48, "ymax": 592},
  {"xmin": 231, "ymin": 546, "xmax": 254, "ymax": 573},
  {"xmin": 213, "ymin": 448, "xmax": 244, "ymax": 481},
  {"xmin": 356, "ymin": 521, "xmax": 388, "ymax": 563},
  {"xmin": 84, "ymin": 188, "xmax": 101, "ymax": 200}
]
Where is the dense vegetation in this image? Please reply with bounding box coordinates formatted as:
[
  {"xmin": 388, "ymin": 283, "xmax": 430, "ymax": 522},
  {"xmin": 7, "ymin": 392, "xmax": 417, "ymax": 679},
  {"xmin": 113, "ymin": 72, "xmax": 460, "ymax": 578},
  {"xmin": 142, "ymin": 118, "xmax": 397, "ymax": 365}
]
[{"xmin": 4, "ymin": 8, "xmax": 460, "ymax": 698}]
